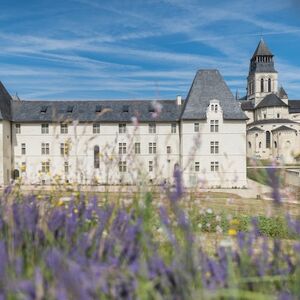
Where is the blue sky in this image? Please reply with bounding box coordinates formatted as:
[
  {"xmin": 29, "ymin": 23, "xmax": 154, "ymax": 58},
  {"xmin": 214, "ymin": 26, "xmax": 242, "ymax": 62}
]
[{"xmin": 0, "ymin": 0, "xmax": 300, "ymax": 100}]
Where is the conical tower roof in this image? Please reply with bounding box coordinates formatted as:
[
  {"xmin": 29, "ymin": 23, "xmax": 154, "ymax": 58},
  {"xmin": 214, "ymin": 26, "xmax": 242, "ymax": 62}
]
[
  {"xmin": 252, "ymin": 39, "xmax": 273, "ymax": 58},
  {"xmin": 278, "ymin": 86, "xmax": 288, "ymax": 99}
]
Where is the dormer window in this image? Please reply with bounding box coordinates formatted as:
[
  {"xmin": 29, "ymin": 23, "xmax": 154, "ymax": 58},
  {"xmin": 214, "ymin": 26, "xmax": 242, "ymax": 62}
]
[
  {"xmin": 67, "ymin": 106, "xmax": 73, "ymax": 113},
  {"xmin": 95, "ymin": 105, "xmax": 102, "ymax": 113},
  {"xmin": 40, "ymin": 106, "xmax": 48, "ymax": 114},
  {"xmin": 122, "ymin": 105, "xmax": 129, "ymax": 113},
  {"xmin": 148, "ymin": 106, "xmax": 155, "ymax": 113}
]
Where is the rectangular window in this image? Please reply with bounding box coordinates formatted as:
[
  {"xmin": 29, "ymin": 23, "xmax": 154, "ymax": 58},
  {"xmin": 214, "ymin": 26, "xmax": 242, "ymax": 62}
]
[
  {"xmin": 119, "ymin": 123, "xmax": 126, "ymax": 134},
  {"xmin": 41, "ymin": 143, "xmax": 50, "ymax": 155},
  {"xmin": 93, "ymin": 123, "xmax": 100, "ymax": 134},
  {"xmin": 167, "ymin": 146, "xmax": 171, "ymax": 154},
  {"xmin": 21, "ymin": 162, "xmax": 26, "ymax": 172},
  {"xmin": 16, "ymin": 124, "xmax": 21, "ymax": 134},
  {"xmin": 149, "ymin": 123, "xmax": 156, "ymax": 134},
  {"xmin": 194, "ymin": 123, "xmax": 199, "ymax": 132},
  {"xmin": 61, "ymin": 124, "xmax": 68, "ymax": 134},
  {"xmin": 210, "ymin": 120, "xmax": 219, "ymax": 132},
  {"xmin": 64, "ymin": 162, "xmax": 69, "ymax": 174},
  {"xmin": 171, "ymin": 123, "xmax": 177, "ymax": 134},
  {"xmin": 195, "ymin": 162, "xmax": 200, "ymax": 172},
  {"xmin": 21, "ymin": 143, "xmax": 26, "ymax": 155},
  {"xmin": 149, "ymin": 142, "xmax": 157, "ymax": 154},
  {"xmin": 211, "ymin": 161, "xmax": 219, "ymax": 172},
  {"xmin": 134, "ymin": 142, "xmax": 140, "ymax": 154},
  {"xmin": 119, "ymin": 161, "xmax": 127, "ymax": 172},
  {"xmin": 149, "ymin": 161, "xmax": 153, "ymax": 172},
  {"xmin": 41, "ymin": 161, "xmax": 50, "ymax": 173},
  {"xmin": 118, "ymin": 143, "xmax": 126, "ymax": 154},
  {"xmin": 41, "ymin": 124, "xmax": 49, "ymax": 134},
  {"xmin": 60, "ymin": 143, "xmax": 69, "ymax": 156},
  {"xmin": 210, "ymin": 141, "xmax": 219, "ymax": 154}
]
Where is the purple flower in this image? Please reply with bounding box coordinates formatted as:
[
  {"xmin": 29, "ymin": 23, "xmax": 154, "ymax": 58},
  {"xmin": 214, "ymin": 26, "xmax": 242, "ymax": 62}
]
[
  {"xmin": 170, "ymin": 164, "xmax": 184, "ymax": 202},
  {"xmin": 267, "ymin": 167, "xmax": 281, "ymax": 205}
]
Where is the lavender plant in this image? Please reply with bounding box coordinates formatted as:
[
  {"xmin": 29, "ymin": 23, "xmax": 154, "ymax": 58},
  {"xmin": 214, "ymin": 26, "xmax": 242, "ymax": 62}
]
[{"xmin": 0, "ymin": 167, "xmax": 299, "ymax": 299}]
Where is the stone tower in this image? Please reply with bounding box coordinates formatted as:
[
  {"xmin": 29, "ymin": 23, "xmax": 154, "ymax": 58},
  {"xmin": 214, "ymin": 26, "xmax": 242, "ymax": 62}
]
[{"xmin": 247, "ymin": 39, "xmax": 278, "ymax": 106}]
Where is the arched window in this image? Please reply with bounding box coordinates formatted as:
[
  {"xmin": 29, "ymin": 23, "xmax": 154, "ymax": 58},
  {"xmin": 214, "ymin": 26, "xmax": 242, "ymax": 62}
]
[
  {"xmin": 274, "ymin": 141, "xmax": 277, "ymax": 148},
  {"xmin": 266, "ymin": 131, "xmax": 271, "ymax": 149},
  {"xmin": 248, "ymin": 142, "xmax": 251, "ymax": 149},
  {"xmin": 94, "ymin": 145, "xmax": 100, "ymax": 169},
  {"xmin": 268, "ymin": 78, "xmax": 271, "ymax": 92},
  {"xmin": 259, "ymin": 142, "xmax": 262, "ymax": 148},
  {"xmin": 261, "ymin": 78, "xmax": 264, "ymax": 92}
]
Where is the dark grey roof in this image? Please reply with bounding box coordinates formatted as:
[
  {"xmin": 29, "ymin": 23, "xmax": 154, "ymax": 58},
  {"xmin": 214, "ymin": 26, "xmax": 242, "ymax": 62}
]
[
  {"xmin": 248, "ymin": 126, "xmax": 264, "ymax": 132},
  {"xmin": 289, "ymin": 100, "xmax": 300, "ymax": 113},
  {"xmin": 12, "ymin": 100, "xmax": 182, "ymax": 123},
  {"xmin": 240, "ymin": 100, "xmax": 254, "ymax": 111},
  {"xmin": 256, "ymin": 93, "xmax": 288, "ymax": 109},
  {"xmin": 0, "ymin": 82, "xmax": 12, "ymax": 120},
  {"xmin": 249, "ymin": 39, "xmax": 276, "ymax": 74},
  {"xmin": 272, "ymin": 125, "xmax": 297, "ymax": 132},
  {"xmin": 247, "ymin": 119, "xmax": 298, "ymax": 126},
  {"xmin": 181, "ymin": 69, "xmax": 247, "ymax": 120},
  {"xmin": 252, "ymin": 39, "xmax": 273, "ymax": 58},
  {"xmin": 278, "ymin": 86, "xmax": 288, "ymax": 99}
]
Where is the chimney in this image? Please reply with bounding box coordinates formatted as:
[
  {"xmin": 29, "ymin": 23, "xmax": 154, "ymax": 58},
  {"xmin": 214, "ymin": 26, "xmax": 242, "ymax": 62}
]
[{"xmin": 176, "ymin": 95, "xmax": 182, "ymax": 106}]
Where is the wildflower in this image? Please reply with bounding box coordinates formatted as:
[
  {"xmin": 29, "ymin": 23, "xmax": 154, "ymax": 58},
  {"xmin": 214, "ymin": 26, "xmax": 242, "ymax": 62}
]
[
  {"xmin": 228, "ymin": 229, "xmax": 237, "ymax": 236},
  {"xmin": 267, "ymin": 166, "xmax": 281, "ymax": 205},
  {"xmin": 206, "ymin": 208, "xmax": 213, "ymax": 214},
  {"xmin": 230, "ymin": 219, "xmax": 239, "ymax": 225},
  {"xmin": 216, "ymin": 225, "xmax": 223, "ymax": 234},
  {"xmin": 57, "ymin": 200, "xmax": 65, "ymax": 207}
]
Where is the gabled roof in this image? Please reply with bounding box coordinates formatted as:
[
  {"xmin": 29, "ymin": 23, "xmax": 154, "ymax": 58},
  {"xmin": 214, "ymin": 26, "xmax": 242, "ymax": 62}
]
[
  {"xmin": 0, "ymin": 82, "xmax": 12, "ymax": 120},
  {"xmin": 252, "ymin": 39, "xmax": 273, "ymax": 58},
  {"xmin": 278, "ymin": 86, "xmax": 288, "ymax": 99},
  {"xmin": 248, "ymin": 126, "xmax": 264, "ymax": 132},
  {"xmin": 240, "ymin": 100, "xmax": 254, "ymax": 111},
  {"xmin": 12, "ymin": 100, "xmax": 182, "ymax": 123},
  {"xmin": 272, "ymin": 125, "xmax": 297, "ymax": 132},
  {"xmin": 181, "ymin": 69, "xmax": 247, "ymax": 120},
  {"xmin": 256, "ymin": 93, "xmax": 288, "ymax": 109},
  {"xmin": 289, "ymin": 100, "xmax": 300, "ymax": 113}
]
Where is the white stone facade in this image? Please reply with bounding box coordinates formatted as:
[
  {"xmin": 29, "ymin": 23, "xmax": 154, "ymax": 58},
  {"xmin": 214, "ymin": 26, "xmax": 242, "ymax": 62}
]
[{"xmin": 241, "ymin": 40, "xmax": 300, "ymax": 164}]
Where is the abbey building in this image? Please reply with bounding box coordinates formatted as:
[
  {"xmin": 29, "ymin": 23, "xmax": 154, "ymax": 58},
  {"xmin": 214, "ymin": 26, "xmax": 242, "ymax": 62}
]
[
  {"xmin": 0, "ymin": 70, "xmax": 247, "ymax": 188},
  {"xmin": 240, "ymin": 39, "xmax": 300, "ymax": 163},
  {"xmin": 0, "ymin": 39, "xmax": 298, "ymax": 188}
]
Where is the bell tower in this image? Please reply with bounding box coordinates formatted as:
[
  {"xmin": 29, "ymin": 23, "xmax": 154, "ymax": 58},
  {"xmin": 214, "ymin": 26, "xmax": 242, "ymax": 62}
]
[{"xmin": 247, "ymin": 39, "xmax": 278, "ymax": 107}]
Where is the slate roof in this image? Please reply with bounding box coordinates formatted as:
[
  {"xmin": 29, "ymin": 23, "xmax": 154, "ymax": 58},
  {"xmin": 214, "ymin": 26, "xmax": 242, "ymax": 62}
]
[
  {"xmin": 252, "ymin": 39, "xmax": 273, "ymax": 58},
  {"xmin": 247, "ymin": 119, "xmax": 298, "ymax": 126},
  {"xmin": 278, "ymin": 86, "xmax": 288, "ymax": 99},
  {"xmin": 249, "ymin": 39, "xmax": 277, "ymax": 74},
  {"xmin": 272, "ymin": 125, "xmax": 297, "ymax": 132},
  {"xmin": 256, "ymin": 93, "xmax": 288, "ymax": 109},
  {"xmin": 289, "ymin": 100, "xmax": 300, "ymax": 113},
  {"xmin": 181, "ymin": 69, "xmax": 247, "ymax": 120},
  {"xmin": 11, "ymin": 100, "xmax": 182, "ymax": 123},
  {"xmin": 248, "ymin": 126, "xmax": 264, "ymax": 132},
  {"xmin": 0, "ymin": 82, "xmax": 12, "ymax": 120},
  {"xmin": 240, "ymin": 100, "xmax": 254, "ymax": 111}
]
